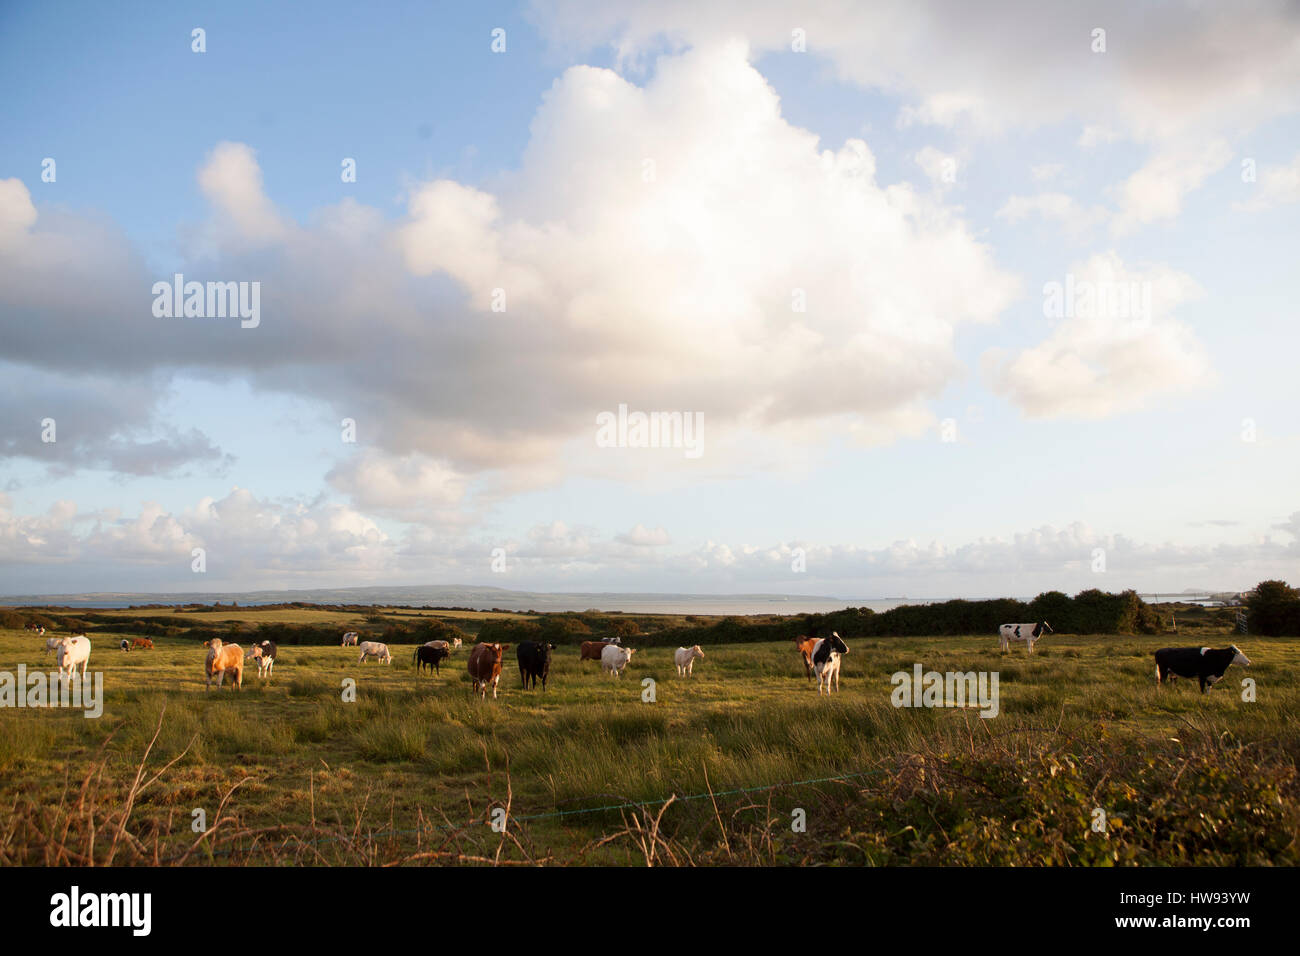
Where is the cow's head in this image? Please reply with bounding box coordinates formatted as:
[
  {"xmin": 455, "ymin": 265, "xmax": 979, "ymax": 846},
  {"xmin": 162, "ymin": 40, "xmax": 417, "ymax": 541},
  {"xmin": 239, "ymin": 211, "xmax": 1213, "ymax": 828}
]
[
  {"xmin": 1230, "ymin": 645, "xmax": 1251, "ymax": 667},
  {"xmin": 830, "ymin": 631, "xmax": 848, "ymax": 654},
  {"xmin": 692, "ymin": 645, "xmax": 704, "ymax": 658}
]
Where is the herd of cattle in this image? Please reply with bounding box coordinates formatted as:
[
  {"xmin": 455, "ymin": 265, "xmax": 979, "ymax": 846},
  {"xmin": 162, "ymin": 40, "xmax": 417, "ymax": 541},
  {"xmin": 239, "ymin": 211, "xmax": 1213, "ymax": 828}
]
[{"xmin": 19, "ymin": 620, "xmax": 1253, "ymax": 700}]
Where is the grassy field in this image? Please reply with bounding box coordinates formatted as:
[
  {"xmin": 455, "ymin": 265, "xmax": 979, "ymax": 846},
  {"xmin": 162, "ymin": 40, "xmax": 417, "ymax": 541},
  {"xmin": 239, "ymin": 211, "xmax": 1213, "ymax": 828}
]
[{"xmin": 1, "ymin": 617, "xmax": 1296, "ymax": 866}]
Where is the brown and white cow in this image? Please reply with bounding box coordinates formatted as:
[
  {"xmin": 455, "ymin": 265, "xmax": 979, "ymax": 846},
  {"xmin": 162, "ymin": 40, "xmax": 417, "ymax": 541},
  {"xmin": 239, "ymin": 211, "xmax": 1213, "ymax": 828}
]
[
  {"xmin": 132, "ymin": 637, "xmax": 154, "ymax": 649},
  {"xmin": 467, "ymin": 642, "xmax": 510, "ymax": 699},
  {"xmin": 203, "ymin": 638, "xmax": 244, "ymax": 691}
]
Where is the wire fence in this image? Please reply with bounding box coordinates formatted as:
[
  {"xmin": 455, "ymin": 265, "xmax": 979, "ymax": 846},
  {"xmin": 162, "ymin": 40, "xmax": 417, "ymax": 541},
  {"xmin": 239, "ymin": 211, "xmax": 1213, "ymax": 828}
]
[{"xmin": 172, "ymin": 766, "xmax": 887, "ymax": 863}]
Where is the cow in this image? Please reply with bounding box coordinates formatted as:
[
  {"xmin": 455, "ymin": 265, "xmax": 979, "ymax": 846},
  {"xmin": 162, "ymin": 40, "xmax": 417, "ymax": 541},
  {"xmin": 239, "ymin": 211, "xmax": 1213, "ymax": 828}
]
[
  {"xmin": 998, "ymin": 621, "xmax": 1052, "ymax": 654},
  {"xmin": 674, "ymin": 645, "xmax": 705, "ymax": 677},
  {"xmin": 423, "ymin": 638, "xmax": 462, "ymax": 652},
  {"xmin": 132, "ymin": 637, "xmax": 154, "ymax": 649},
  {"xmin": 601, "ymin": 644, "xmax": 636, "ymax": 677},
  {"xmin": 414, "ymin": 643, "xmax": 450, "ymax": 676},
  {"xmin": 517, "ymin": 641, "xmax": 555, "ymax": 690},
  {"xmin": 795, "ymin": 636, "xmax": 818, "ymax": 680},
  {"xmin": 42, "ymin": 636, "xmax": 62, "ymax": 657},
  {"xmin": 467, "ymin": 642, "xmax": 509, "ymax": 699},
  {"xmin": 1155, "ymin": 645, "xmax": 1251, "ymax": 693},
  {"xmin": 579, "ymin": 640, "xmax": 610, "ymax": 662},
  {"xmin": 57, "ymin": 636, "xmax": 91, "ymax": 679},
  {"xmin": 811, "ymin": 632, "xmax": 848, "ymax": 695},
  {"xmin": 357, "ymin": 641, "xmax": 392, "ymax": 664},
  {"xmin": 245, "ymin": 640, "xmax": 277, "ymax": 678},
  {"xmin": 120, "ymin": 639, "xmax": 131, "ymax": 652},
  {"xmin": 26, "ymin": 624, "xmax": 46, "ymax": 637},
  {"xmin": 203, "ymin": 638, "xmax": 243, "ymax": 691},
  {"xmin": 341, "ymin": 631, "xmax": 360, "ymax": 647}
]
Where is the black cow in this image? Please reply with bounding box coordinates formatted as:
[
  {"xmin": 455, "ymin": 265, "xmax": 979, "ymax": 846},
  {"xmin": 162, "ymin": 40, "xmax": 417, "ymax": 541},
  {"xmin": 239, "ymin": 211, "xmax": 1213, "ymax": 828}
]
[
  {"xmin": 517, "ymin": 641, "xmax": 556, "ymax": 690},
  {"xmin": 414, "ymin": 644, "xmax": 449, "ymax": 676},
  {"xmin": 119, "ymin": 639, "xmax": 130, "ymax": 652},
  {"xmin": 1154, "ymin": 645, "xmax": 1251, "ymax": 693}
]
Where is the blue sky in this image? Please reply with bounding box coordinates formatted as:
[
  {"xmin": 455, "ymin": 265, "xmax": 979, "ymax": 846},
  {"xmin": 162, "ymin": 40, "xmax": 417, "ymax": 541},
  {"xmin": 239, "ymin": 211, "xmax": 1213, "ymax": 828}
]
[{"xmin": 1, "ymin": 0, "xmax": 1298, "ymax": 598}]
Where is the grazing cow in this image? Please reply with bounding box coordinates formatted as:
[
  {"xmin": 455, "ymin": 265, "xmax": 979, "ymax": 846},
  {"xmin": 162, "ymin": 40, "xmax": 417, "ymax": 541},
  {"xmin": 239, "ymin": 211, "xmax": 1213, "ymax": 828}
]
[
  {"xmin": 795, "ymin": 636, "xmax": 819, "ymax": 680},
  {"xmin": 357, "ymin": 641, "xmax": 392, "ymax": 664},
  {"xmin": 1155, "ymin": 645, "xmax": 1251, "ymax": 693},
  {"xmin": 998, "ymin": 621, "xmax": 1052, "ymax": 654},
  {"xmin": 467, "ymin": 642, "xmax": 509, "ymax": 699},
  {"xmin": 245, "ymin": 640, "xmax": 277, "ymax": 678},
  {"xmin": 601, "ymin": 644, "xmax": 636, "ymax": 677},
  {"xmin": 203, "ymin": 638, "xmax": 243, "ymax": 691},
  {"xmin": 57, "ymin": 636, "xmax": 92, "ymax": 679},
  {"xmin": 341, "ymin": 631, "xmax": 359, "ymax": 647},
  {"xmin": 516, "ymin": 641, "xmax": 555, "ymax": 690},
  {"xmin": 674, "ymin": 645, "xmax": 705, "ymax": 677},
  {"xmin": 132, "ymin": 637, "xmax": 154, "ymax": 649},
  {"xmin": 43, "ymin": 636, "xmax": 62, "ymax": 657},
  {"xmin": 27, "ymin": 625, "xmax": 46, "ymax": 637},
  {"xmin": 424, "ymin": 638, "xmax": 462, "ymax": 652},
  {"xmin": 120, "ymin": 639, "xmax": 131, "ymax": 652},
  {"xmin": 579, "ymin": 640, "xmax": 609, "ymax": 662},
  {"xmin": 414, "ymin": 644, "xmax": 450, "ymax": 676},
  {"xmin": 811, "ymin": 632, "xmax": 848, "ymax": 695}
]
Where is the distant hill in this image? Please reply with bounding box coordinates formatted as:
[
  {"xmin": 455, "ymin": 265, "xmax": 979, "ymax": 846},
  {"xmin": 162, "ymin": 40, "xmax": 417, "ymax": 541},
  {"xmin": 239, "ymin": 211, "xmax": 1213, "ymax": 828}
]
[{"xmin": 0, "ymin": 584, "xmax": 864, "ymax": 615}]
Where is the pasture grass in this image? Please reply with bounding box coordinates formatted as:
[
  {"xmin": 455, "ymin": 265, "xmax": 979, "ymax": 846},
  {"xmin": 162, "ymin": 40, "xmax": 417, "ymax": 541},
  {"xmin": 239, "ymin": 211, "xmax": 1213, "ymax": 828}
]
[{"xmin": 0, "ymin": 626, "xmax": 1295, "ymax": 865}]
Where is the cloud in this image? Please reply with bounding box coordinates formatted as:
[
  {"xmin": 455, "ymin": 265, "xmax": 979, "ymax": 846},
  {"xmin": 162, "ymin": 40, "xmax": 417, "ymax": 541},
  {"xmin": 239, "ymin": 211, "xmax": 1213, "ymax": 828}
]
[
  {"xmin": 196, "ymin": 142, "xmax": 291, "ymax": 243},
  {"xmin": 528, "ymin": 0, "xmax": 1300, "ymax": 142},
  {"xmin": 996, "ymin": 192, "xmax": 1110, "ymax": 237},
  {"xmin": 615, "ymin": 523, "xmax": 672, "ymax": 546},
  {"xmin": 984, "ymin": 252, "xmax": 1212, "ymax": 419},
  {"xmin": 0, "ymin": 42, "xmax": 1017, "ymax": 492},
  {"xmin": 1109, "ymin": 140, "xmax": 1233, "ymax": 235},
  {"xmin": 1235, "ymin": 151, "xmax": 1300, "ymax": 211}
]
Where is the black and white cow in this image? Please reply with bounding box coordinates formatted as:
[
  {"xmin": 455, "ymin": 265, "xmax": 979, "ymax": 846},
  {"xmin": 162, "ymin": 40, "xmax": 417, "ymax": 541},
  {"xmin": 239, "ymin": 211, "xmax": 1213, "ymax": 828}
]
[
  {"xmin": 811, "ymin": 632, "xmax": 849, "ymax": 695},
  {"xmin": 245, "ymin": 640, "xmax": 277, "ymax": 678},
  {"xmin": 998, "ymin": 621, "xmax": 1052, "ymax": 654},
  {"xmin": 1154, "ymin": 645, "xmax": 1251, "ymax": 693},
  {"xmin": 516, "ymin": 641, "xmax": 556, "ymax": 690},
  {"xmin": 120, "ymin": 639, "xmax": 131, "ymax": 652},
  {"xmin": 414, "ymin": 643, "xmax": 450, "ymax": 676}
]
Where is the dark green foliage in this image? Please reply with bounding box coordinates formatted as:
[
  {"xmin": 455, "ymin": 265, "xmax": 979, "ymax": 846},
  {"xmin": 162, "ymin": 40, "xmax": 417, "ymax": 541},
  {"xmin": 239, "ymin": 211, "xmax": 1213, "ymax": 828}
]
[{"xmin": 1246, "ymin": 580, "xmax": 1300, "ymax": 635}]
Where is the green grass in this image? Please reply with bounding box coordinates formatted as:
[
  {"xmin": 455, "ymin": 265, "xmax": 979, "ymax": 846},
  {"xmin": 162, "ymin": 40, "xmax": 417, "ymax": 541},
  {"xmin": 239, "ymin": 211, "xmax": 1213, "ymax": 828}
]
[{"xmin": 0, "ymin": 626, "xmax": 1296, "ymax": 866}]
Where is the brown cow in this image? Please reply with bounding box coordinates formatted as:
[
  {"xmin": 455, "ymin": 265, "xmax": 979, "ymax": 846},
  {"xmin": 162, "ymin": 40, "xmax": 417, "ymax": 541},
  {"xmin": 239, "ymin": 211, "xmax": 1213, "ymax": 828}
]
[
  {"xmin": 203, "ymin": 638, "xmax": 243, "ymax": 691},
  {"xmin": 795, "ymin": 636, "xmax": 818, "ymax": 680},
  {"xmin": 467, "ymin": 642, "xmax": 510, "ymax": 699},
  {"xmin": 132, "ymin": 637, "xmax": 154, "ymax": 649},
  {"xmin": 580, "ymin": 640, "xmax": 614, "ymax": 662}
]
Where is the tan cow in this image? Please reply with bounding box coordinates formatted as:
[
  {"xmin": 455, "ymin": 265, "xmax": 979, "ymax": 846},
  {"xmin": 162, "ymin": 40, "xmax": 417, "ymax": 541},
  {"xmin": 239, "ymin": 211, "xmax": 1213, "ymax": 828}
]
[
  {"xmin": 795, "ymin": 636, "xmax": 818, "ymax": 681},
  {"xmin": 467, "ymin": 642, "xmax": 510, "ymax": 699},
  {"xmin": 203, "ymin": 638, "xmax": 243, "ymax": 691}
]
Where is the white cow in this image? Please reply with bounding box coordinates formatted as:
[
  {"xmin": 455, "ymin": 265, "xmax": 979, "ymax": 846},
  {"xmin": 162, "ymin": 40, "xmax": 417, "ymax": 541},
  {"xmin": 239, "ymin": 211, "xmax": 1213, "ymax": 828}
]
[
  {"xmin": 43, "ymin": 636, "xmax": 62, "ymax": 657},
  {"xmin": 56, "ymin": 635, "xmax": 92, "ymax": 679},
  {"xmin": 341, "ymin": 631, "xmax": 360, "ymax": 647},
  {"xmin": 998, "ymin": 621, "xmax": 1052, "ymax": 654},
  {"xmin": 674, "ymin": 645, "xmax": 705, "ymax": 677},
  {"xmin": 811, "ymin": 632, "xmax": 848, "ymax": 695},
  {"xmin": 358, "ymin": 641, "xmax": 392, "ymax": 664},
  {"xmin": 601, "ymin": 644, "xmax": 636, "ymax": 677}
]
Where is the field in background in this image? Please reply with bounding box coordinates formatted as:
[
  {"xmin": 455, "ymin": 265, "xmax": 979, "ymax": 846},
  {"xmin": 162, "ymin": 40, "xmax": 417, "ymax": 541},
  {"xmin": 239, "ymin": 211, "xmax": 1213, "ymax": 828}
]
[{"xmin": 0, "ymin": 606, "xmax": 1295, "ymax": 866}]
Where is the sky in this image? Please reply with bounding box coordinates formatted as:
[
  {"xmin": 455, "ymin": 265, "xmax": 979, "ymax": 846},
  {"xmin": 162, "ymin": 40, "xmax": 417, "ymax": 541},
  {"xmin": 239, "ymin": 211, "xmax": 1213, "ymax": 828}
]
[{"xmin": 1, "ymin": 0, "xmax": 1298, "ymax": 599}]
